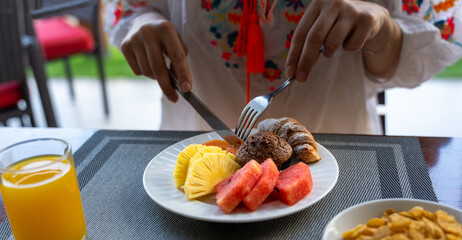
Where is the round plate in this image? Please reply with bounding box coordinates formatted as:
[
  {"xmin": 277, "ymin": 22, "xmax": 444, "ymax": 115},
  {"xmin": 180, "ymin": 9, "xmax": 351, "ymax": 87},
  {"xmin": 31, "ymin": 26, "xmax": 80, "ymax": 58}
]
[
  {"xmin": 323, "ymin": 198, "xmax": 462, "ymax": 240},
  {"xmin": 143, "ymin": 132, "xmax": 339, "ymax": 223}
]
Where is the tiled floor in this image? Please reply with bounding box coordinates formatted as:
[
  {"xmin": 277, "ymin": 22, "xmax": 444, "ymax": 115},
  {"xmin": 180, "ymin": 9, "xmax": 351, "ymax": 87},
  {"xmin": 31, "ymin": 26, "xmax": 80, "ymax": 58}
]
[{"xmin": 23, "ymin": 77, "xmax": 462, "ymax": 137}]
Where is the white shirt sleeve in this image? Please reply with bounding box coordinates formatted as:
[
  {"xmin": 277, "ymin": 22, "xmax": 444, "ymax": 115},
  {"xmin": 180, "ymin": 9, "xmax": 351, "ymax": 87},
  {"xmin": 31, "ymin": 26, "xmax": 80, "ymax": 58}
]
[
  {"xmin": 104, "ymin": 0, "xmax": 169, "ymax": 48},
  {"xmin": 366, "ymin": 0, "xmax": 462, "ymax": 98}
]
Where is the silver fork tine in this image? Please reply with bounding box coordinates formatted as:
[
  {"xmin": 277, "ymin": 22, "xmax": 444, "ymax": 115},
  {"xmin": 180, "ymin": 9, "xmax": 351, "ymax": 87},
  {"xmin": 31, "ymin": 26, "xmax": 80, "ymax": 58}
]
[
  {"xmin": 238, "ymin": 110, "xmax": 256, "ymax": 139},
  {"xmin": 235, "ymin": 77, "xmax": 297, "ymax": 141},
  {"xmin": 235, "ymin": 107, "xmax": 250, "ymax": 135},
  {"xmin": 236, "ymin": 108, "xmax": 256, "ymax": 139},
  {"xmin": 241, "ymin": 110, "xmax": 260, "ymax": 140}
]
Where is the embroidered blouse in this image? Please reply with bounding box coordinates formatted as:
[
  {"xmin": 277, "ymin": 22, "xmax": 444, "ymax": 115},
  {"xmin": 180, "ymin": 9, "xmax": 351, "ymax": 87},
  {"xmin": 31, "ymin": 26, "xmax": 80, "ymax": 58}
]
[{"xmin": 104, "ymin": 0, "xmax": 462, "ymax": 134}]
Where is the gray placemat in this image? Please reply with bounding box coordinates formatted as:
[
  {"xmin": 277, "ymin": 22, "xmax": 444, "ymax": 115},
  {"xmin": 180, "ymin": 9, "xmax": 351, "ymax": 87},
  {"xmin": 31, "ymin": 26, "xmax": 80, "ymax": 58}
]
[{"xmin": 0, "ymin": 131, "xmax": 437, "ymax": 240}]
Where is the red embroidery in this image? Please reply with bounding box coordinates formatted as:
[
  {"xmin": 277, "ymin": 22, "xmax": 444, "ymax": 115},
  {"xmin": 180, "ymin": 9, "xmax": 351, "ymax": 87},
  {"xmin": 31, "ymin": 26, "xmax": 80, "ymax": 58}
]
[
  {"xmin": 227, "ymin": 12, "xmax": 242, "ymax": 25},
  {"xmin": 440, "ymin": 17, "xmax": 455, "ymax": 40},
  {"xmin": 201, "ymin": 0, "xmax": 222, "ymax": 11},
  {"xmin": 402, "ymin": 0, "xmax": 421, "ymax": 15},
  {"xmin": 284, "ymin": 11, "xmax": 304, "ymax": 24},
  {"xmin": 202, "ymin": 0, "xmax": 212, "ymax": 11},
  {"xmin": 113, "ymin": 2, "xmax": 133, "ymax": 25},
  {"xmin": 262, "ymin": 61, "xmax": 281, "ymax": 83},
  {"xmin": 221, "ymin": 52, "xmax": 232, "ymax": 61},
  {"xmin": 129, "ymin": 0, "xmax": 147, "ymax": 7}
]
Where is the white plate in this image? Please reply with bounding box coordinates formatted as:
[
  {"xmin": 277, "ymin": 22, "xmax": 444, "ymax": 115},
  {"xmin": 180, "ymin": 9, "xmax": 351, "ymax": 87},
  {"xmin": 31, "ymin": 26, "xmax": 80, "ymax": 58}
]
[
  {"xmin": 323, "ymin": 198, "xmax": 462, "ymax": 240},
  {"xmin": 143, "ymin": 132, "xmax": 339, "ymax": 223}
]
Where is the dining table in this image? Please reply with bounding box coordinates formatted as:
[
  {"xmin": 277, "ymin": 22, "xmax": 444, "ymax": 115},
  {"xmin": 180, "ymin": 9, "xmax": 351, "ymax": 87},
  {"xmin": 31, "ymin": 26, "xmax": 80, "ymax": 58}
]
[{"xmin": 0, "ymin": 127, "xmax": 460, "ymax": 239}]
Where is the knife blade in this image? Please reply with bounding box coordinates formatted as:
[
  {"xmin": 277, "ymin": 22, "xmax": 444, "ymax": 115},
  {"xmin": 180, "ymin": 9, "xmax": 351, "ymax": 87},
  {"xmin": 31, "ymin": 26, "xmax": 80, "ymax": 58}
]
[{"xmin": 169, "ymin": 70, "xmax": 243, "ymax": 147}]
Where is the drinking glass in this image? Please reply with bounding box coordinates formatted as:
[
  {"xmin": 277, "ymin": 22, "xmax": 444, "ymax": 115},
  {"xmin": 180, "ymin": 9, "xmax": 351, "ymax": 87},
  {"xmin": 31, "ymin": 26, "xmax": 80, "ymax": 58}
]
[{"xmin": 0, "ymin": 138, "xmax": 87, "ymax": 240}]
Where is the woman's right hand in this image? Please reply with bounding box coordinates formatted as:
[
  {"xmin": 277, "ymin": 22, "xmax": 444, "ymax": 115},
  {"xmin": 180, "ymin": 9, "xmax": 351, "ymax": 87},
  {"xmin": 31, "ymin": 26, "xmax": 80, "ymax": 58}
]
[{"xmin": 120, "ymin": 12, "xmax": 191, "ymax": 102}]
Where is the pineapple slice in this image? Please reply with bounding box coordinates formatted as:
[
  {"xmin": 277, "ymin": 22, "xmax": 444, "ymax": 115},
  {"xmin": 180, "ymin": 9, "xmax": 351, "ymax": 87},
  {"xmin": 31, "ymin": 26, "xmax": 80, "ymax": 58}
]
[
  {"xmin": 184, "ymin": 153, "xmax": 240, "ymax": 200},
  {"xmin": 173, "ymin": 144, "xmax": 205, "ymax": 188},
  {"xmin": 188, "ymin": 146, "xmax": 224, "ymax": 169},
  {"xmin": 226, "ymin": 152, "xmax": 237, "ymax": 162},
  {"xmin": 186, "ymin": 146, "xmax": 231, "ymax": 179}
]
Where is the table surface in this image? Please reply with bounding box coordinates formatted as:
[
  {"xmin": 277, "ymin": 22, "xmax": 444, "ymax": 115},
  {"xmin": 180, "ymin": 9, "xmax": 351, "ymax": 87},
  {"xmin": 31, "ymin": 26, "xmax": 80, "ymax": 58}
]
[{"xmin": 0, "ymin": 127, "xmax": 460, "ymax": 213}]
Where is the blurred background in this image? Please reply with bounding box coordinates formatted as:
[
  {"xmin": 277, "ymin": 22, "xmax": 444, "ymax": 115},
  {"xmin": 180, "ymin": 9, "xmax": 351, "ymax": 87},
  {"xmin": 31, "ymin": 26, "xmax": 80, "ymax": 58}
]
[{"xmin": 1, "ymin": 0, "xmax": 462, "ymax": 137}]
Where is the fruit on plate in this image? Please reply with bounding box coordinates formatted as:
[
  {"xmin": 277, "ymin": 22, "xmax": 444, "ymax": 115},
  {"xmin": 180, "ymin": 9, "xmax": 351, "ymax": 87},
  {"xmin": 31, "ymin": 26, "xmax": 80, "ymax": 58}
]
[
  {"xmin": 214, "ymin": 175, "xmax": 231, "ymax": 193},
  {"xmin": 215, "ymin": 160, "xmax": 262, "ymax": 214},
  {"xmin": 203, "ymin": 139, "xmax": 238, "ymax": 155},
  {"xmin": 243, "ymin": 158, "xmax": 279, "ymax": 211},
  {"xmin": 173, "ymin": 144, "xmax": 205, "ymax": 188},
  {"xmin": 273, "ymin": 162, "xmax": 313, "ymax": 206},
  {"xmin": 188, "ymin": 146, "xmax": 226, "ymax": 169},
  {"xmin": 184, "ymin": 152, "xmax": 240, "ymax": 200}
]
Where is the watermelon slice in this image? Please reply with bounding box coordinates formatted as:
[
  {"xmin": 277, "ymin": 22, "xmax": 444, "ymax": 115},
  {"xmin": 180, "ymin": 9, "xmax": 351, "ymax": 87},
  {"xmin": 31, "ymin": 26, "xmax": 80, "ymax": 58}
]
[
  {"xmin": 215, "ymin": 160, "xmax": 262, "ymax": 214},
  {"xmin": 214, "ymin": 175, "xmax": 231, "ymax": 193},
  {"xmin": 243, "ymin": 158, "xmax": 279, "ymax": 211},
  {"xmin": 273, "ymin": 162, "xmax": 313, "ymax": 206}
]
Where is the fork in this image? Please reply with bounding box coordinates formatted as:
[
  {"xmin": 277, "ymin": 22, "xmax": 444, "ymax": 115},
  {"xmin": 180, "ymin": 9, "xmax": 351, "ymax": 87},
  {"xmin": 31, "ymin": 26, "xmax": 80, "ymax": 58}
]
[{"xmin": 235, "ymin": 77, "xmax": 296, "ymax": 141}]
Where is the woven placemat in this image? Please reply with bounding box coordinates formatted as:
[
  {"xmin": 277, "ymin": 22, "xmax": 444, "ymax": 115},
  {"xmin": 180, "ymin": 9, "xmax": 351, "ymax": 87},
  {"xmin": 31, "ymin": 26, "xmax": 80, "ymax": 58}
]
[{"xmin": 0, "ymin": 131, "xmax": 437, "ymax": 240}]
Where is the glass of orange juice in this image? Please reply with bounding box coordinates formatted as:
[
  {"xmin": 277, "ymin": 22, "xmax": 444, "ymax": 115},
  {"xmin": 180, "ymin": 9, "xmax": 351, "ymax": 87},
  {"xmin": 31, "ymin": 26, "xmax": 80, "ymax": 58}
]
[{"xmin": 0, "ymin": 138, "xmax": 87, "ymax": 240}]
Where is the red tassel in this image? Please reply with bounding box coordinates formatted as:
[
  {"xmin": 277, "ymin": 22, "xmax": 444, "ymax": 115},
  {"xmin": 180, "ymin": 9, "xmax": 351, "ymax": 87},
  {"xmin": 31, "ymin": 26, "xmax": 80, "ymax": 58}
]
[
  {"xmin": 246, "ymin": 13, "xmax": 265, "ymax": 73},
  {"xmin": 234, "ymin": 0, "xmax": 250, "ymax": 58},
  {"xmin": 234, "ymin": 0, "xmax": 265, "ymax": 103}
]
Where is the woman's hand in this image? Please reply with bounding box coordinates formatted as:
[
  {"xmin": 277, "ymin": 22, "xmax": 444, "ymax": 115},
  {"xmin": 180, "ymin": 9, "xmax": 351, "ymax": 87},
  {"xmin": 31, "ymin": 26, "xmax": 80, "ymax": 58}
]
[
  {"xmin": 285, "ymin": 0, "xmax": 396, "ymax": 82},
  {"xmin": 121, "ymin": 12, "xmax": 191, "ymax": 102}
]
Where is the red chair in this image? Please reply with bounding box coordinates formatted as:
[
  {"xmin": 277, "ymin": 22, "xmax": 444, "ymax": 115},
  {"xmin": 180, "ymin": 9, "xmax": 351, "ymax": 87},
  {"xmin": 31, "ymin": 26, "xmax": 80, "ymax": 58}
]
[
  {"xmin": 0, "ymin": 0, "xmax": 37, "ymax": 127},
  {"xmin": 0, "ymin": 82, "xmax": 23, "ymax": 111},
  {"xmin": 33, "ymin": 0, "xmax": 109, "ymax": 115},
  {"xmin": 35, "ymin": 16, "xmax": 95, "ymax": 61},
  {"xmin": 0, "ymin": 81, "xmax": 35, "ymax": 126}
]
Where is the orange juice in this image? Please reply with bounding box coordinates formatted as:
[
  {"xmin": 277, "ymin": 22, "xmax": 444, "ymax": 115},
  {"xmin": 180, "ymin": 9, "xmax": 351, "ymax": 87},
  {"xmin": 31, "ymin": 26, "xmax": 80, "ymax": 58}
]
[{"xmin": 0, "ymin": 155, "xmax": 87, "ymax": 240}]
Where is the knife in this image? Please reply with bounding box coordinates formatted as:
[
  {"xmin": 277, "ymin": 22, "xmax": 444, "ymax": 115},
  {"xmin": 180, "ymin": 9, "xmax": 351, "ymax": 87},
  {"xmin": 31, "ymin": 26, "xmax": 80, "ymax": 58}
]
[{"xmin": 169, "ymin": 70, "xmax": 243, "ymax": 147}]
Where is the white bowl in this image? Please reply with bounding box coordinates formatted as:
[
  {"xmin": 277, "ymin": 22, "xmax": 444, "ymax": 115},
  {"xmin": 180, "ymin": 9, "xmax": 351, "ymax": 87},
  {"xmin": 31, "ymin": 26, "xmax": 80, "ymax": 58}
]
[{"xmin": 323, "ymin": 198, "xmax": 462, "ymax": 240}]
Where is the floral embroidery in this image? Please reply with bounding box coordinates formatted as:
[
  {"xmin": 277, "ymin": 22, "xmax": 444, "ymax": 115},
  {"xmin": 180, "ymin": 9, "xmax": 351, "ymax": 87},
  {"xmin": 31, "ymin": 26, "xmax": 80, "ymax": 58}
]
[
  {"xmin": 432, "ymin": 17, "xmax": 462, "ymax": 47},
  {"xmin": 402, "ymin": 0, "xmax": 423, "ymax": 15},
  {"xmin": 435, "ymin": 17, "xmax": 454, "ymax": 40},
  {"xmin": 416, "ymin": 1, "xmax": 462, "ymax": 46},
  {"xmin": 210, "ymin": 26, "xmax": 222, "ymax": 39},
  {"xmin": 284, "ymin": 11, "xmax": 304, "ymax": 24},
  {"xmin": 234, "ymin": 0, "xmax": 244, "ymax": 9},
  {"xmin": 274, "ymin": 1, "xmax": 305, "ymax": 81},
  {"xmin": 222, "ymin": 52, "xmax": 232, "ymax": 61},
  {"xmin": 128, "ymin": 0, "xmax": 147, "ymax": 7},
  {"xmin": 227, "ymin": 31, "xmax": 239, "ymax": 48},
  {"xmin": 224, "ymin": 31, "xmax": 239, "ymax": 67},
  {"xmin": 111, "ymin": 0, "xmax": 150, "ymax": 26},
  {"xmin": 113, "ymin": 2, "xmax": 133, "ymax": 25},
  {"xmin": 225, "ymin": 62, "xmax": 240, "ymax": 68},
  {"xmin": 227, "ymin": 12, "xmax": 242, "ymax": 25},
  {"xmin": 285, "ymin": 0, "xmax": 305, "ymax": 12},
  {"xmin": 433, "ymin": 0, "xmax": 457, "ymax": 13},
  {"xmin": 285, "ymin": 30, "xmax": 294, "ymax": 49},
  {"xmin": 201, "ymin": 0, "xmax": 222, "ymax": 11},
  {"xmin": 262, "ymin": 61, "xmax": 282, "ymax": 84},
  {"xmin": 200, "ymin": 0, "xmax": 309, "ymax": 77},
  {"xmin": 201, "ymin": 0, "xmax": 243, "ymax": 68}
]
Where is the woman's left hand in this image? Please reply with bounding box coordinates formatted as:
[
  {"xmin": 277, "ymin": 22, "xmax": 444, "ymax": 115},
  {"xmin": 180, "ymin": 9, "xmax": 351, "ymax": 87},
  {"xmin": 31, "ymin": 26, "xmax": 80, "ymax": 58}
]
[{"xmin": 285, "ymin": 0, "xmax": 393, "ymax": 82}]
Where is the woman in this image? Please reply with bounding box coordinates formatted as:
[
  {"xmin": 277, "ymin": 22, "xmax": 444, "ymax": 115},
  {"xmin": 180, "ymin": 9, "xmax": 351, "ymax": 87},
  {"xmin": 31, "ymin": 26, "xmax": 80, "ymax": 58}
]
[{"xmin": 105, "ymin": 0, "xmax": 461, "ymax": 134}]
